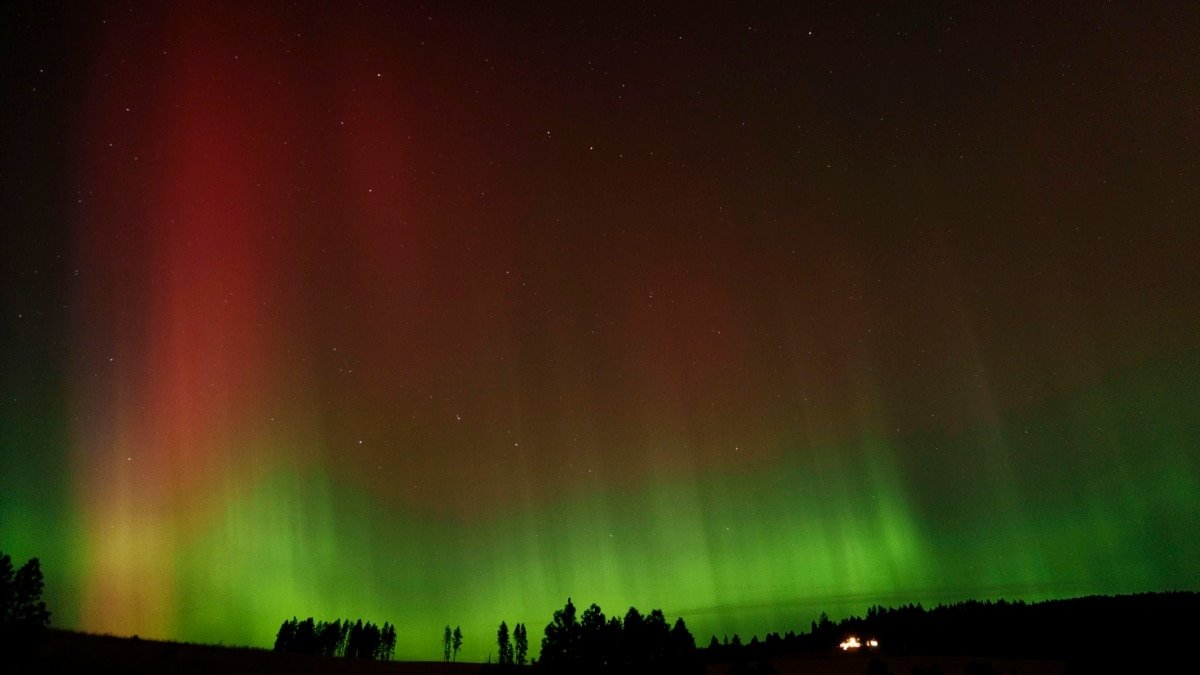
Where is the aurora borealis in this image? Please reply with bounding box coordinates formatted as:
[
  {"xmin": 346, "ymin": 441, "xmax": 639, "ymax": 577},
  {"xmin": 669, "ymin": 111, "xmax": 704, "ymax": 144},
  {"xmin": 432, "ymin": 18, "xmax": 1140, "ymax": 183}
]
[{"xmin": 2, "ymin": 0, "xmax": 1199, "ymax": 663}]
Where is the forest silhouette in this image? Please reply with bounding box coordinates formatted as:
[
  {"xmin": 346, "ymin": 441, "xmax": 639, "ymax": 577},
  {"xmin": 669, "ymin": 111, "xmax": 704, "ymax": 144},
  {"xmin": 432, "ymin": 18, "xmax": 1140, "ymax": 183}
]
[
  {"xmin": 272, "ymin": 616, "xmax": 396, "ymax": 660},
  {"xmin": 498, "ymin": 597, "xmax": 703, "ymax": 672},
  {"xmin": 4, "ymin": 548, "xmax": 1197, "ymax": 672}
]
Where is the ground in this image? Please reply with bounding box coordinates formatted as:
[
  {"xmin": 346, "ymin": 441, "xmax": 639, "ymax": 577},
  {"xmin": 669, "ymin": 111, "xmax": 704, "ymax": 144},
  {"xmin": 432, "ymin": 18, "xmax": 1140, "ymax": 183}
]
[{"xmin": 12, "ymin": 630, "xmax": 1076, "ymax": 675}]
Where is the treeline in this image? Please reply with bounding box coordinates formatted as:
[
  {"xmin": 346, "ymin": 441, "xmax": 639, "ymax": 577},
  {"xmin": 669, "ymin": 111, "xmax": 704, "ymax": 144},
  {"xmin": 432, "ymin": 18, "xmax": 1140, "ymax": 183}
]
[
  {"xmin": 1, "ymin": 551, "xmax": 51, "ymax": 652},
  {"xmin": 507, "ymin": 597, "xmax": 702, "ymax": 672},
  {"xmin": 703, "ymin": 592, "xmax": 1200, "ymax": 662},
  {"xmin": 273, "ymin": 617, "xmax": 396, "ymax": 660}
]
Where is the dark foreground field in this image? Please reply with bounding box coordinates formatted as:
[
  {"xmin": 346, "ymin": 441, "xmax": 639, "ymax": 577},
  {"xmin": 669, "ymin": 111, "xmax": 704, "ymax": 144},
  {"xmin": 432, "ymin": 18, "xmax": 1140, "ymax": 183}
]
[
  {"xmin": 709, "ymin": 654, "xmax": 1069, "ymax": 675},
  {"xmin": 14, "ymin": 629, "xmax": 485, "ymax": 675},
  {"xmin": 9, "ymin": 630, "xmax": 1081, "ymax": 675}
]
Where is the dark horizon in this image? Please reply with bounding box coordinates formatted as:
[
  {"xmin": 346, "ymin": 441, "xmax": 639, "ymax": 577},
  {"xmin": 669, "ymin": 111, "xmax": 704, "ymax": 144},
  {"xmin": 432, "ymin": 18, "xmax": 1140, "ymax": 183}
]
[
  {"xmin": 18, "ymin": 591, "xmax": 1200, "ymax": 670},
  {"xmin": 3, "ymin": 0, "xmax": 1199, "ymax": 662}
]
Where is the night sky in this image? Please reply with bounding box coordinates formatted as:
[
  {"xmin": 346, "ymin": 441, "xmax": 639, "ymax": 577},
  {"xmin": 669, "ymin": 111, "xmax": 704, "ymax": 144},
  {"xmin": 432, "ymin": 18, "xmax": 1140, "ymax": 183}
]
[{"xmin": 3, "ymin": 1, "xmax": 1199, "ymax": 662}]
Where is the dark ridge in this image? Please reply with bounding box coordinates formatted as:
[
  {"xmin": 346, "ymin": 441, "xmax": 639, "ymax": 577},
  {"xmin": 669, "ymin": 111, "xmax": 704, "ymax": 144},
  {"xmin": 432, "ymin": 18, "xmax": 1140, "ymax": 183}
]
[{"xmin": 702, "ymin": 591, "xmax": 1199, "ymax": 664}]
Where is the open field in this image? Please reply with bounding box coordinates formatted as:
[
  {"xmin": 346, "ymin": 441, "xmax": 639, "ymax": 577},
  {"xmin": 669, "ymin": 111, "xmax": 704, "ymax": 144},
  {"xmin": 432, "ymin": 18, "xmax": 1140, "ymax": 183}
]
[
  {"xmin": 16, "ymin": 629, "xmax": 485, "ymax": 675},
  {"xmin": 11, "ymin": 630, "xmax": 1084, "ymax": 675}
]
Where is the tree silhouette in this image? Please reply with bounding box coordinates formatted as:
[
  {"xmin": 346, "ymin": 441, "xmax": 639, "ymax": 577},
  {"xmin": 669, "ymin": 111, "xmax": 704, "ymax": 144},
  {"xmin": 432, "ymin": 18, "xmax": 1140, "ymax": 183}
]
[
  {"xmin": 514, "ymin": 622, "xmax": 528, "ymax": 666},
  {"xmin": 497, "ymin": 620, "xmax": 513, "ymax": 665},
  {"xmin": 443, "ymin": 624, "xmax": 453, "ymax": 662},
  {"xmin": 604, "ymin": 616, "xmax": 623, "ymax": 665},
  {"xmin": 297, "ymin": 617, "xmax": 318, "ymax": 654},
  {"xmin": 364, "ymin": 621, "xmax": 381, "ymax": 659},
  {"xmin": 622, "ymin": 606, "xmax": 645, "ymax": 666},
  {"xmin": 645, "ymin": 609, "xmax": 670, "ymax": 663},
  {"xmin": 452, "ymin": 625, "xmax": 463, "ymax": 662},
  {"xmin": 273, "ymin": 618, "xmax": 296, "ymax": 652},
  {"xmin": 273, "ymin": 616, "xmax": 391, "ymax": 661},
  {"xmin": 318, "ymin": 619, "xmax": 342, "ymax": 656},
  {"xmin": 0, "ymin": 552, "xmax": 51, "ymax": 646},
  {"xmin": 534, "ymin": 599, "xmax": 701, "ymax": 672},
  {"xmin": 381, "ymin": 622, "xmax": 396, "ymax": 660},
  {"xmin": 540, "ymin": 597, "xmax": 580, "ymax": 668},
  {"xmin": 670, "ymin": 617, "xmax": 698, "ymax": 666},
  {"xmin": 579, "ymin": 603, "xmax": 607, "ymax": 666}
]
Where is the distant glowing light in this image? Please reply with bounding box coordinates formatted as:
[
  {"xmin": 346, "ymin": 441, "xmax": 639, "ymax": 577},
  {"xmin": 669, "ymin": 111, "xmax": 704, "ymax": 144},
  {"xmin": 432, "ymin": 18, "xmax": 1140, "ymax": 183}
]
[{"xmin": 839, "ymin": 636, "xmax": 879, "ymax": 651}]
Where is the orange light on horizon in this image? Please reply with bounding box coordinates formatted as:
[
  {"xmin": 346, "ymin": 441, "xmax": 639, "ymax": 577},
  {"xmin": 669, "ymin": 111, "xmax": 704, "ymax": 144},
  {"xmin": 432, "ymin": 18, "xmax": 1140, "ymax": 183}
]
[{"xmin": 839, "ymin": 636, "xmax": 880, "ymax": 651}]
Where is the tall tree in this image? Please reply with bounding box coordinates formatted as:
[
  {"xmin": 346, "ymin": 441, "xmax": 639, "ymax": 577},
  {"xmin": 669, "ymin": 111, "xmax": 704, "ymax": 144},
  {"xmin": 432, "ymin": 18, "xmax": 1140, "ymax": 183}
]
[
  {"xmin": 347, "ymin": 619, "xmax": 364, "ymax": 658},
  {"xmin": 364, "ymin": 622, "xmax": 382, "ymax": 659},
  {"xmin": 0, "ymin": 554, "xmax": 11, "ymax": 619},
  {"xmin": 296, "ymin": 618, "xmax": 318, "ymax": 655},
  {"xmin": 579, "ymin": 603, "xmax": 607, "ymax": 666},
  {"xmin": 339, "ymin": 619, "xmax": 351, "ymax": 656},
  {"xmin": 452, "ymin": 625, "xmax": 463, "ymax": 661},
  {"xmin": 443, "ymin": 624, "xmax": 453, "ymax": 662},
  {"xmin": 622, "ymin": 606, "xmax": 646, "ymax": 666},
  {"xmin": 497, "ymin": 620, "xmax": 513, "ymax": 665},
  {"xmin": 514, "ymin": 623, "xmax": 528, "ymax": 666},
  {"xmin": 540, "ymin": 597, "xmax": 579, "ymax": 668},
  {"xmin": 274, "ymin": 618, "xmax": 297, "ymax": 652},
  {"xmin": 671, "ymin": 617, "xmax": 697, "ymax": 657},
  {"xmin": 0, "ymin": 553, "xmax": 51, "ymax": 636},
  {"xmin": 645, "ymin": 609, "xmax": 670, "ymax": 663},
  {"xmin": 318, "ymin": 619, "xmax": 342, "ymax": 657},
  {"xmin": 381, "ymin": 622, "xmax": 396, "ymax": 660}
]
